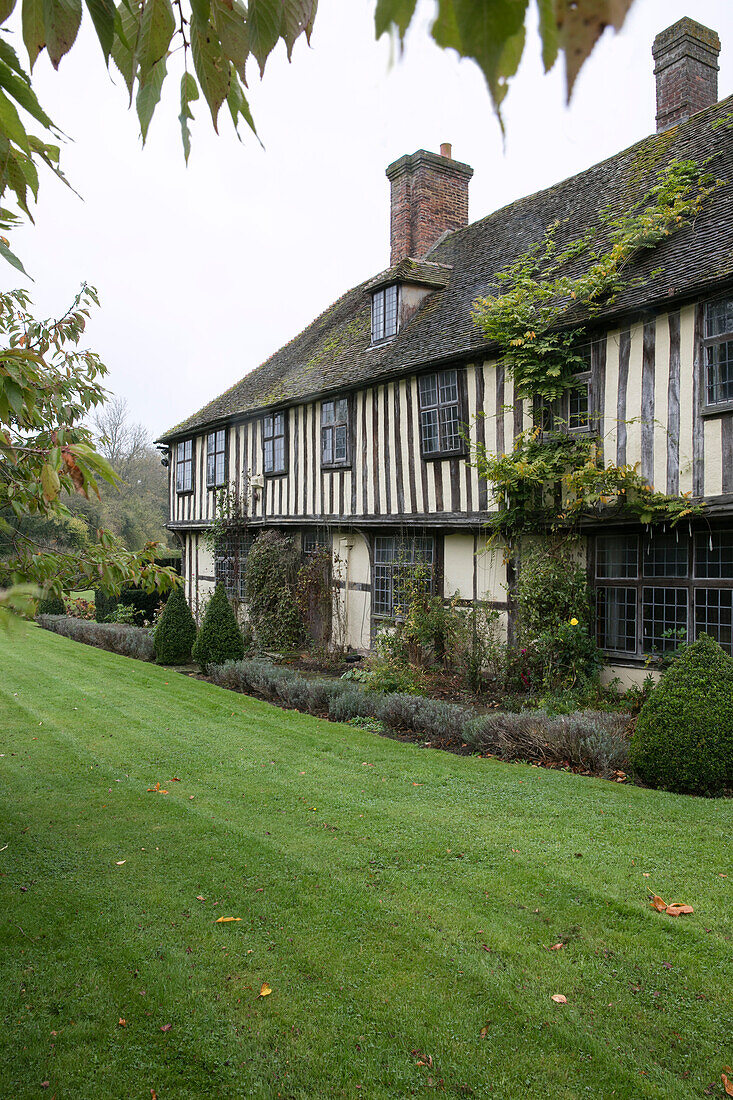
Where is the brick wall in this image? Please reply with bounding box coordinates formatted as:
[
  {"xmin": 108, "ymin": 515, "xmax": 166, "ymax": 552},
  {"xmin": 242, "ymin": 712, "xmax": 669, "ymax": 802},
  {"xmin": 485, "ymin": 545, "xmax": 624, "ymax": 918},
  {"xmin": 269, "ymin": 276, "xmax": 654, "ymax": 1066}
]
[
  {"xmin": 386, "ymin": 150, "xmax": 473, "ymax": 265},
  {"xmin": 653, "ymin": 17, "xmax": 720, "ymax": 132}
]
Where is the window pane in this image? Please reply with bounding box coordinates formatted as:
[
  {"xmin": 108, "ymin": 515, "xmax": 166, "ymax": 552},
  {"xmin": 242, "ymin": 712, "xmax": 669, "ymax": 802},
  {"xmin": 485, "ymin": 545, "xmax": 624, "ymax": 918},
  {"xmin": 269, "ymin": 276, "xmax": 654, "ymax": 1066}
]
[
  {"xmin": 597, "ymin": 587, "xmax": 637, "ymax": 652},
  {"xmin": 642, "ymin": 587, "xmax": 688, "ymax": 652},
  {"xmin": 335, "ymin": 398, "xmax": 348, "ymax": 423},
  {"xmin": 705, "ymin": 298, "xmax": 733, "ymax": 338},
  {"xmin": 372, "ymin": 536, "xmax": 434, "ymax": 617},
  {"xmin": 216, "ymin": 430, "xmax": 225, "ymax": 450},
  {"xmin": 419, "ymin": 374, "xmax": 438, "ymax": 408},
  {"xmin": 184, "ymin": 439, "xmax": 192, "ymax": 459},
  {"xmin": 274, "ymin": 436, "xmax": 285, "ymax": 472},
  {"xmin": 420, "ymin": 408, "xmax": 440, "ymax": 453},
  {"xmin": 695, "ymin": 588, "xmax": 733, "ymax": 654},
  {"xmin": 439, "ymin": 370, "xmax": 458, "ymax": 405},
  {"xmin": 374, "ymin": 536, "xmax": 396, "ymax": 563},
  {"xmin": 274, "ymin": 413, "xmax": 284, "ymax": 434},
  {"xmin": 264, "ymin": 439, "xmax": 273, "ymax": 472},
  {"xmin": 334, "ymin": 423, "xmax": 347, "ymax": 462},
  {"xmin": 596, "ymin": 535, "xmax": 638, "ymax": 578},
  {"xmin": 439, "ymin": 403, "xmax": 460, "ymax": 451},
  {"xmin": 215, "ymin": 533, "xmax": 251, "ymax": 600},
  {"xmin": 322, "ymin": 401, "xmax": 334, "ymax": 426},
  {"xmin": 207, "ymin": 452, "xmax": 216, "ymax": 486},
  {"xmin": 706, "ymin": 341, "xmax": 733, "ymax": 405},
  {"xmin": 384, "ymin": 285, "xmax": 398, "ymax": 337},
  {"xmin": 371, "ymin": 290, "xmax": 385, "ymax": 342},
  {"xmin": 215, "ymin": 452, "xmax": 225, "ymax": 486},
  {"xmin": 207, "ymin": 433, "xmax": 215, "ymax": 457},
  {"xmin": 568, "ymin": 382, "xmax": 590, "ymax": 429},
  {"xmin": 263, "ymin": 416, "xmax": 273, "ymax": 438},
  {"xmin": 695, "ymin": 530, "xmax": 733, "ymax": 578},
  {"xmin": 642, "ymin": 532, "xmax": 688, "ymax": 577},
  {"xmin": 321, "ymin": 426, "xmax": 333, "ymax": 465}
]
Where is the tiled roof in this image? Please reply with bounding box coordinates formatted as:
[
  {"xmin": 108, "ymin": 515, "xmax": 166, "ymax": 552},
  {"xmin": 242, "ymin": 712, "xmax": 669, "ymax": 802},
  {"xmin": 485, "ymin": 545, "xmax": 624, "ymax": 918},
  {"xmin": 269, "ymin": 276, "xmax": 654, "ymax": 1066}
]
[{"xmin": 158, "ymin": 97, "xmax": 733, "ymax": 442}]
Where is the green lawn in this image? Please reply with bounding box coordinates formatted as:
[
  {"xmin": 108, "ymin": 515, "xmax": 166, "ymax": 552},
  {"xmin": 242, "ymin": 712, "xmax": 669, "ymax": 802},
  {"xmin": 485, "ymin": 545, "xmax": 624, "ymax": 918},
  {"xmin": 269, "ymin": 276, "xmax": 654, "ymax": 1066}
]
[{"xmin": 0, "ymin": 626, "xmax": 731, "ymax": 1099}]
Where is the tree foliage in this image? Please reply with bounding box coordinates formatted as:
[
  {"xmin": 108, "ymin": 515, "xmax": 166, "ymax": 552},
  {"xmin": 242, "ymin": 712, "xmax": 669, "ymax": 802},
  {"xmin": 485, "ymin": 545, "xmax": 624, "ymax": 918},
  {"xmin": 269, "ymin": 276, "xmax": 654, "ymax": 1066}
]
[
  {"xmin": 0, "ymin": 0, "xmax": 642, "ymax": 270},
  {"xmin": 0, "ymin": 284, "xmax": 177, "ymax": 623}
]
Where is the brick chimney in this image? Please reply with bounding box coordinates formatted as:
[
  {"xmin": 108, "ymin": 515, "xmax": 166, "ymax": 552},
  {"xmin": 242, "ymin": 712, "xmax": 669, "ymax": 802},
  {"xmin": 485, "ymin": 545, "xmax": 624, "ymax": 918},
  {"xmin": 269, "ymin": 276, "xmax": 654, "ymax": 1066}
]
[
  {"xmin": 386, "ymin": 146, "xmax": 473, "ymax": 265},
  {"xmin": 653, "ymin": 17, "xmax": 720, "ymax": 132}
]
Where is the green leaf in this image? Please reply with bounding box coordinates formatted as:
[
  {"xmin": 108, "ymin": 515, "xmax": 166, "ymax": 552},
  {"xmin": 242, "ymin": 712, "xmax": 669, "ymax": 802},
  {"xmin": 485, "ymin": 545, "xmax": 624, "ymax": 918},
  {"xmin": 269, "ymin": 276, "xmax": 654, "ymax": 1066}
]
[
  {"xmin": 136, "ymin": 51, "xmax": 166, "ymax": 142},
  {"xmin": 536, "ymin": 0, "xmax": 558, "ymax": 73},
  {"xmin": 134, "ymin": 0, "xmax": 174, "ymax": 86},
  {"xmin": 212, "ymin": 0, "xmax": 248, "ymax": 80},
  {"xmin": 42, "ymin": 0, "xmax": 83, "ymax": 69},
  {"xmin": 41, "ymin": 461, "xmax": 60, "ymax": 501},
  {"xmin": 0, "ymin": 0, "xmax": 17, "ymax": 25},
  {"xmin": 0, "ymin": 87, "xmax": 31, "ymax": 152},
  {"xmin": 111, "ymin": 0, "xmax": 141, "ymax": 95},
  {"xmin": 85, "ymin": 0, "xmax": 116, "ymax": 63},
  {"xmin": 374, "ymin": 0, "xmax": 417, "ymax": 41},
  {"xmin": 226, "ymin": 69, "xmax": 256, "ymax": 139},
  {"xmin": 189, "ymin": 0, "xmax": 209, "ymax": 27},
  {"xmin": 555, "ymin": 0, "xmax": 634, "ymax": 98},
  {"xmin": 22, "ymin": 0, "xmax": 46, "ymax": 69},
  {"xmin": 3, "ymin": 376, "xmax": 24, "ymax": 414},
  {"xmin": 0, "ymin": 57, "xmax": 55, "ymax": 131},
  {"xmin": 245, "ymin": 0, "xmax": 281, "ymax": 74},
  {"xmin": 432, "ymin": 0, "xmax": 528, "ymax": 116},
  {"xmin": 178, "ymin": 69, "xmax": 198, "ymax": 164},
  {"xmin": 191, "ymin": 18, "xmax": 229, "ymax": 130},
  {"xmin": 280, "ymin": 0, "xmax": 317, "ymax": 58}
]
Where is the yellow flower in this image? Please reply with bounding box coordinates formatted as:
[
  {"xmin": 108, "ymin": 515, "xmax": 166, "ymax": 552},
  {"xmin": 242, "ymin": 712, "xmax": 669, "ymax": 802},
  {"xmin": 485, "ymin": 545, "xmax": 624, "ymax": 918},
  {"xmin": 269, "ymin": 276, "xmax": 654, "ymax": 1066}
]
[{"xmin": 569, "ymin": 618, "xmax": 579, "ymax": 626}]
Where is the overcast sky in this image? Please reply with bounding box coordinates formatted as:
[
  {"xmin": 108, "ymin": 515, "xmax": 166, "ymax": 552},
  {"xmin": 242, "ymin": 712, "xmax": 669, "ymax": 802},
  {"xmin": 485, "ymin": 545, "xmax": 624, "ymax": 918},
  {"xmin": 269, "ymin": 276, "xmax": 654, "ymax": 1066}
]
[{"xmin": 7, "ymin": 0, "xmax": 733, "ymax": 440}]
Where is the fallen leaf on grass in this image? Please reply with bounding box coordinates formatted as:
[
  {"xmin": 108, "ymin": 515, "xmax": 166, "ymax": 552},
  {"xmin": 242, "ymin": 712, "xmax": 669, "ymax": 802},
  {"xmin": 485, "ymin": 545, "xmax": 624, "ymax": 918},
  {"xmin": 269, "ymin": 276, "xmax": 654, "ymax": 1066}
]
[
  {"xmin": 723, "ymin": 1072, "xmax": 733, "ymax": 1097},
  {"xmin": 549, "ymin": 943, "xmax": 565, "ymax": 951},
  {"xmin": 258, "ymin": 983, "xmax": 272, "ymax": 997},
  {"xmin": 551, "ymin": 994, "xmax": 567, "ymax": 1004},
  {"xmin": 160, "ymin": 1023, "xmax": 172, "ymax": 1032},
  {"xmin": 665, "ymin": 903, "xmax": 694, "ymax": 916},
  {"xmin": 151, "ymin": 1090, "xmax": 158, "ymax": 1099},
  {"xmin": 196, "ymin": 895, "xmax": 206, "ymax": 902},
  {"xmin": 116, "ymin": 860, "xmax": 126, "ymax": 866},
  {"xmin": 118, "ymin": 1018, "xmax": 126, "ymax": 1027},
  {"xmin": 412, "ymin": 1051, "xmax": 433, "ymax": 1068},
  {"xmin": 215, "ymin": 917, "xmax": 242, "ymax": 923},
  {"xmin": 650, "ymin": 895, "xmax": 667, "ymax": 912},
  {"xmin": 642, "ymin": 872, "xmax": 650, "ymax": 878},
  {"xmin": 146, "ymin": 783, "xmax": 168, "ymax": 794},
  {"xmin": 171, "ymin": 777, "xmax": 181, "ymax": 782},
  {"xmin": 479, "ymin": 1026, "xmax": 490, "ymax": 1039}
]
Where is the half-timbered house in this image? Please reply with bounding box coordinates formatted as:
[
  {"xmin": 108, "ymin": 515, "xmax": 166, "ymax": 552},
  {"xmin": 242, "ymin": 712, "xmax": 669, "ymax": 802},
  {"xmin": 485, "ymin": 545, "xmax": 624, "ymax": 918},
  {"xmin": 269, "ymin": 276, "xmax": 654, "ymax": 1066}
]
[{"xmin": 158, "ymin": 17, "xmax": 733, "ymax": 684}]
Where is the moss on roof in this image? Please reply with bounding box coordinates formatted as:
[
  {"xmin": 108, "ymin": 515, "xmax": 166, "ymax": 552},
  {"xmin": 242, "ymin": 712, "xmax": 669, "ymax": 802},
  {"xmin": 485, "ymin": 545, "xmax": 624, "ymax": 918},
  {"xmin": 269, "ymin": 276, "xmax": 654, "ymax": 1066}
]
[{"xmin": 159, "ymin": 97, "xmax": 733, "ymax": 442}]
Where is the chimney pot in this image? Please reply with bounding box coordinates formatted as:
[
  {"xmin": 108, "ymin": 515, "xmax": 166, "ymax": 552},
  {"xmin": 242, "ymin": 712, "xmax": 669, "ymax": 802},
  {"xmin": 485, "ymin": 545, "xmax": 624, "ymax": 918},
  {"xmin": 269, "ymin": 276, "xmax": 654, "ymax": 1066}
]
[
  {"xmin": 385, "ymin": 148, "xmax": 473, "ymax": 265},
  {"xmin": 653, "ymin": 17, "xmax": 720, "ymax": 132}
]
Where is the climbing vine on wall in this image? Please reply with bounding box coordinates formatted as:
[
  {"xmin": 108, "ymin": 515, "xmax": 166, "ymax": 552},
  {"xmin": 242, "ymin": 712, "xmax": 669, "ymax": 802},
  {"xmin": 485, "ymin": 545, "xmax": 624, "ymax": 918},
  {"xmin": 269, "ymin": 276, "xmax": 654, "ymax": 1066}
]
[
  {"xmin": 469, "ymin": 159, "xmax": 720, "ymax": 539},
  {"xmin": 472, "ymin": 159, "xmax": 720, "ymax": 403}
]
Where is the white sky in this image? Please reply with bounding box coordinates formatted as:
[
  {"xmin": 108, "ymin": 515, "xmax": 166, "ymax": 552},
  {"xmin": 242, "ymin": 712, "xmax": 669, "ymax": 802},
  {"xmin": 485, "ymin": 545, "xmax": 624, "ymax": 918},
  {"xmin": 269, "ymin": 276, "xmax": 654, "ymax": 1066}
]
[{"xmin": 7, "ymin": 0, "xmax": 733, "ymax": 439}]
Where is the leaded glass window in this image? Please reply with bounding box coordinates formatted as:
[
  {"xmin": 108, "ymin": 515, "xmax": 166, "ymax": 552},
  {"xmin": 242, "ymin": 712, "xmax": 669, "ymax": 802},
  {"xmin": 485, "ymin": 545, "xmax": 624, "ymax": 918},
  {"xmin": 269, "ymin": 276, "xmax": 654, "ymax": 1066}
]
[
  {"xmin": 214, "ymin": 532, "xmax": 251, "ymax": 600},
  {"xmin": 642, "ymin": 587, "xmax": 688, "ymax": 652},
  {"xmin": 704, "ymin": 298, "xmax": 733, "ymax": 407},
  {"xmin": 263, "ymin": 412, "xmax": 286, "ymax": 474},
  {"xmin": 373, "ymin": 536, "xmax": 434, "ymax": 618},
  {"xmin": 206, "ymin": 429, "xmax": 227, "ymax": 489},
  {"xmin": 595, "ymin": 535, "xmax": 638, "ymax": 579},
  {"xmin": 321, "ymin": 398, "xmax": 349, "ymax": 467},
  {"xmin": 418, "ymin": 370, "xmax": 462, "ymax": 455},
  {"xmin": 596, "ymin": 587, "xmax": 637, "ymax": 653},
  {"xmin": 176, "ymin": 439, "xmax": 193, "ymax": 493},
  {"xmin": 371, "ymin": 285, "xmax": 398, "ymax": 343}
]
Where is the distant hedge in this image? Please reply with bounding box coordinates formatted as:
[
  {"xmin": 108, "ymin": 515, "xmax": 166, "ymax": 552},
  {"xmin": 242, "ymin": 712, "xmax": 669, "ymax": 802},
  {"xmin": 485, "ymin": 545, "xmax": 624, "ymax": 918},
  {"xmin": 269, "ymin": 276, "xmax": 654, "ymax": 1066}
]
[{"xmin": 36, "ymin": 615, "xmax": 155, "ymax": 662}]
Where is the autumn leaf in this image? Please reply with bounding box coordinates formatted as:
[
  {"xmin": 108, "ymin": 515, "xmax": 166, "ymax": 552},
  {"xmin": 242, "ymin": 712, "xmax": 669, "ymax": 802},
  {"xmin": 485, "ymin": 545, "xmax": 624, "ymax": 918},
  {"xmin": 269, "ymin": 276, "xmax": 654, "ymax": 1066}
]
[
  {"xmin": 551, "ymin": 994, "xmax": 567, "ymax": 1003},
  {"xmin": 258, "ymin": 982, "xmax": 272, "ymax": 997},
  {"xmin": 722, "ymin": 1071, "xmax": 733, "ymax": 1097},
  {"xmin": 118, "ymin": 1018, "xmax": 126, "ymax": 1026},
  {"xmin": 116, "ymin": 860, "xmax": 126, "ymax": 865},
  {"xmin": 215, "ymin": 916, "xmax": 242, "ymax": 923},
  {"xmin": 665, "ymin": 903, "xmax": 694, "ymax": 916},
  {"xmin": 479, "ymin": 1025, "xmax": 490, "ymax": 1039},
  {"xmin": 549, "ymin": 942, "xmax": 565, "ymax": 950},
  {"xmin": 195, "ymin": 895, "xmax": 206, "ymax": 901},
  {"xmin": 160, "ymin": 1023, "xmax": 172, "ymax": 1032},
  {"xmin": 650, "ymin": 894, "xmax": 667, "ymax": 912}
]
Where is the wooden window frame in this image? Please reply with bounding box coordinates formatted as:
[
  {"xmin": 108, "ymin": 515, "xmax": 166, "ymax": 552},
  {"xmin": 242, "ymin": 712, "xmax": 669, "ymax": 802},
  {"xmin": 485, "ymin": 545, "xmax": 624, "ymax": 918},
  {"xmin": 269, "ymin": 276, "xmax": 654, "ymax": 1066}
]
[
  {"xmin": 417, "ymin": 367, "xmax": 468, "ymax": 460},
  {"xmin": 533, "ymin": 345, "xmax": 594, "ymax": 436},
  {"xmin": 175, "ymin": 438, "xmax": 194, "ymax": 495},
  {"xmin": 371, "ymin": 533, "xmax": 437, "ymax": 620},
  {"xmin": 206, "ymin": 427, "xmax": 228, "ymax": 489},
  {"xmin": 702, "ymin": 296, "xmax": 733, "ymax": 415},
  {"xmin": 593, "ymin": 528, "xmax": 733, "ymax": 661},
  {"xmin": 321, "ymin": 396, "xmax": 351, "ymax": 470},
  {"xmin": 371, "ymin": 285, "xmax": 399, "ymax": 344},
  {"xmin": 262, "ymin": 411, "xmax": 288, "ymax": 477}
]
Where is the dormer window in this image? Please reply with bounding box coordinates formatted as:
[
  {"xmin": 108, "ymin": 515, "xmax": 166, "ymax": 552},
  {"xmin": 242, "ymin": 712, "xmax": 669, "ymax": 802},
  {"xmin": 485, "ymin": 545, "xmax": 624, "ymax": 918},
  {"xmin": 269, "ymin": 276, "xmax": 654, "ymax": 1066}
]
[{"xmin": 371, "ymin": 285, "xmax": 398, "ymax": 343}]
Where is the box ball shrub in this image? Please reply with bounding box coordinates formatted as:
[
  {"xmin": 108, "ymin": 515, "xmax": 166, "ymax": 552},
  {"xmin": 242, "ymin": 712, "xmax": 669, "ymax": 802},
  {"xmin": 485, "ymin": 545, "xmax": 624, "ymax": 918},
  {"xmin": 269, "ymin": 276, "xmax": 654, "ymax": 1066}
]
[
  {"xmin": 629, "ymin": 634, "xmax": 733, "ymax": 795},
  {"xmin": 153, "ymin": 585, "xmax": 197, "ymax": 665},
  {"xmin": 37, "ymin": 593, "xmax": 65, "ymax": 616},
  {"xmin": 193, "ymin": 582, "xmax": 244, "ymax": 672}
]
